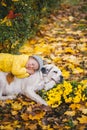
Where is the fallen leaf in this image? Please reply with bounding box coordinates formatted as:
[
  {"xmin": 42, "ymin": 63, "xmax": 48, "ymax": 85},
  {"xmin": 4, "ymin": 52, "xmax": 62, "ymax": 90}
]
[
  {"xmin": 78, "ymin": 115, "xmax": 87, "ymax": 124},
  {"xmin": 64, "ymin": 110, "xmax": 76, "ymax": 116},
  {"xmin": 80, "ymin": 109, "xmax": 87, "ymax": 114},
  {"xmin": 73, "ymin": 67, "xmax": 84, "ymax": 74},
  {"xmin": 11, "ymin": 102, "xmax": 22, "ymax": 110},
  {"xmin": 69, "ymin": 103, "xmax": 81, "ymax": 110},
  {"xmin": 29, "ymin": 112, "xmax": 45, "ymax": 120},
  {"xmin": 11, "ymin": 110, "xmax": 18, "ymax": 115},
  {"xmin": 21, "ymin": 113, "xmax": 29, "ymax": 121},
  {"xmin": 62, "ymin": 70, "xmax": 70, "ymax": 79}
]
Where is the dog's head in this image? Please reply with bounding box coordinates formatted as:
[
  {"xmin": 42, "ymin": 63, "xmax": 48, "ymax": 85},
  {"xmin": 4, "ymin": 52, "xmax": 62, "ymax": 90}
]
[{"xmin": 41, "ymin": 64, "xmax": 63, "ymax": 90}]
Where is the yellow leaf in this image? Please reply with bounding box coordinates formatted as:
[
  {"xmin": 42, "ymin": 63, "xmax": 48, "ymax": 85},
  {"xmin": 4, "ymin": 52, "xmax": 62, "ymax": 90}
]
[
  {"xmin": 82, "ymin": 109, "xmax": 87, "ymax": 114},
  {"xmin": 21, "ymin": 113, "xmax": 29, "ymax": 121},
  {"xmin": 0, "ymin": 17, "xmax": 8, "ymax": 24},
  {"xmin": 29, "ymin": 112, "xmax": 45, "ymax": 120},
  {"xmin": 26, "ymin": 39, "xmax": 37, "ymax": 45},
  {"xmin": 21, "ymin": 101, "xmax": 29, "ymax": 106},
  {"xmin": 80, "ymin": 38, "xmax": 87, "ymax": 42},
  {"xmin": 6, "ymin": 20, "xmax": 12, "ymax": 26},
  {"xmin": 44, "ymin": 58, "xmax": 52, "ymax": 63},
  {"xmin": 68, "ymin": 16, "xmax": 74, "ymax": 22},
  {"xmin": 73, "ymin": 120, "xmax": 78, "ymax": 125},
  {"xmin": 0, "ymin": 125, "xmax": 13, "ymax": 130},
  {"xmin": 34, "ymin": 45, "xmax": 51, "ymax": 55},
  {"xmin": 12, "ymin": 0, "xmax": 19, "ymax": 1},
  {"xmin": 1, "ymin": 1, "xmax": 7, "ymax": 6},
  {"xmin": 11, "ymin": 110, "xmax": 18, "ymax": 115},
  {"xmin": 64, "ymin": 36, "xmax": 75, "ymax": 42},
  {"xmin": 85, "ymin": 102, "xmax": 87, "ymax": 107},
  {"xmin": 45, "ymin": 36, "xmax": 56, "ymax": 42},
  {"xmin": 6, "ymin": 99, "xmax": 14, "ymax": 104},
  {"xmin": 63, "ymin": 55, "xmax": 80, "ymax": 65},
  {"xmin": 13, "ymin": 121, "xmax": 21, "ymax": 128},
  {"xmin": 65, "ymin": 47, "xmax": 75, "ymax": 54},
  {"xmin": 73, "ymin": 67, "xmax": 84, "ymax": 74},
  {"xmin": 62, "ymin": 70, "xmax": 70, "ymax": 79},
  {"xmin": 53, "ymin": 57, "xmax": 61, "ymax": 63},
  {"xmin": 77, "ymin": 43, "xmax": 87, "ymax": 51},
  {"xmin": 19, "ymin": 46, "xmax": 34, "ymax": 54},
  {"xmin": 56, "ymin": 47, "xmax": 64, "ymax": 54},
  {"xmin": 78, "ymin": 126, "xmax": 86, "ymax": 130},
  {"xmin": 78, "ymin": 115, "xmax": 87, "ymax": 124},
  {"xmin": 64, "ymin": 110, "xmax": 76, "ymax": 116},
  {"xmin": 11, "ymin": 102, "xmax": 22, "ymax": 110},
  {"xmin": 26, "ymin": 123, "xmax": 37, "ymax": 130},
  {"xmin": 69, "ymin": 103, "xmax": 81, "ymax": 110},
  {"xmin": 62, "ymin": 42, "xmax": 68, "ymax": 46},
  {"xmin": 62, "ymin": 18, "xmax": 68, "ymax": 22}
]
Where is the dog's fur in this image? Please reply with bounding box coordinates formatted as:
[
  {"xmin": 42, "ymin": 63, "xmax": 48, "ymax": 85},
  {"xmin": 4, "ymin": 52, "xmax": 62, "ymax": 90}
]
[{"xmin": 0, "ymin": 64, "xmax": 63, "ymax": 105}]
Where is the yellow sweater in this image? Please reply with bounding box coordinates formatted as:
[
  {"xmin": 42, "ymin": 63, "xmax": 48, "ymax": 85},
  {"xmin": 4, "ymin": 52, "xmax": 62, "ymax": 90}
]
[{"xmin": 0, "ymin": 53, "xmax": 30, "ymax": 78}]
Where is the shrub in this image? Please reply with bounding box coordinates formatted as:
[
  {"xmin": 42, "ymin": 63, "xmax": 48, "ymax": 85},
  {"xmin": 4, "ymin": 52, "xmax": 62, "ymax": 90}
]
[{"xmin": 0, "ymin": 0, "xmax": 61, "ymax": 53}]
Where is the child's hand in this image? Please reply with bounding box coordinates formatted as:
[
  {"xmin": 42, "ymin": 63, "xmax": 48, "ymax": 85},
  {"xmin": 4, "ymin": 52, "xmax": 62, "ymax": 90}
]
[{"xmin": 26, "ymin": 68, "xmax": 35, "ymax": 75}]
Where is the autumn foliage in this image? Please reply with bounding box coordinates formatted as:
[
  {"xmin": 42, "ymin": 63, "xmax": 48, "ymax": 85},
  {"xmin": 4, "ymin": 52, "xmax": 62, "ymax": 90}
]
[
  {"xmin": 0, "ymin": 0, "xmax": 61, "ymax": 53},
  {"xmin": 0, "ymin": 1, "xmax": 87, "ymax": 129}
]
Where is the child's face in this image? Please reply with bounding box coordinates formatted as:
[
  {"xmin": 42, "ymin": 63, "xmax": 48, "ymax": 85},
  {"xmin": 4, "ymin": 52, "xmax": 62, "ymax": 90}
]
[{"xmin": 26, "ymin": 57, "xmax": 39, "ymax": 74}]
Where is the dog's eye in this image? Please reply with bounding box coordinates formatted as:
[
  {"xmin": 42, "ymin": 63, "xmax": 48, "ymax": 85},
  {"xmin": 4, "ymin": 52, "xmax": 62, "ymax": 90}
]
[{"xmin": 53, "ymin": 71, "xmax": 58, "ymax": 73}]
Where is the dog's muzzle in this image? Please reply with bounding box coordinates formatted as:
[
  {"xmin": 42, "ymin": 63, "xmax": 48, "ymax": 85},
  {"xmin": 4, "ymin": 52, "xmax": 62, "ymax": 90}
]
[
  {"xmin": 52, "ymin": 75, "xmax": 63, "ymax": 84},
  {"xmin": 60, "ymin": 75, "xmax": 63, "ymax": 83}
]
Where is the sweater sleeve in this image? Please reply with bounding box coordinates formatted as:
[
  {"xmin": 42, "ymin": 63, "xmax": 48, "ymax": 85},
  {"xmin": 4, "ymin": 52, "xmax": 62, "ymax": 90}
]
[
  {"xmin": 11, "ymin": 54, "xmax": 30, "ymax": 78},
  {"xmin": 15, "ymin": 73, "xmax": 29, "ymax": 78}
]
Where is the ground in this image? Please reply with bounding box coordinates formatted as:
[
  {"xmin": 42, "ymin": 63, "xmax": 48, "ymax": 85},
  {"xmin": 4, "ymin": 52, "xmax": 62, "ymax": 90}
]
[{"xmin": 0, "ymin": 1, "xmax": 87, "ymax": 130}]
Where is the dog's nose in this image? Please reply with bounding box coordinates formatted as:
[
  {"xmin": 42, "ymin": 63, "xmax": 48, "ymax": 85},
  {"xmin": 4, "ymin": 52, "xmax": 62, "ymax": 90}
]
[
  {"xmin": 60, "ymin": 75, "xmax": 63, "ymax": 82},
  {"xmin": 41, "ymin": 67, "xmax": 46, "ymax": 74}
]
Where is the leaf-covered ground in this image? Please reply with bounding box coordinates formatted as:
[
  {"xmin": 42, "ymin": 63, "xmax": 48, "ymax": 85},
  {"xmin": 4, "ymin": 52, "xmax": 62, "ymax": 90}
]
[{"xmin": 0, "ymin": 2, "xmax": 87, "ymax": 130}]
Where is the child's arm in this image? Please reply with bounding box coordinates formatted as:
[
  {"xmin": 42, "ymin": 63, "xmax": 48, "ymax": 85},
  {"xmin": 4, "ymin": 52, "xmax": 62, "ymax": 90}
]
[
  {"xmin": 11, "ymin": 55, "xmax": 29, "ymax": 78},
  {"xmin": 12, "ymin": 66, "xmax": 29, "ymax": 78}
]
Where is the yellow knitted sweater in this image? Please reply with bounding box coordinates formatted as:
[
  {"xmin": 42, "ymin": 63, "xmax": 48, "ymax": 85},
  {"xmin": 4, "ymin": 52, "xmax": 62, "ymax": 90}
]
[{"xmin": 0, "ymin": 53, "xmax": 30, "ymax": 78}]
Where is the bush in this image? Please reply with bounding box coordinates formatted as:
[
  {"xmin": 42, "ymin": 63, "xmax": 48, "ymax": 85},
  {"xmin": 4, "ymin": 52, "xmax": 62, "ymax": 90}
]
[{"xmin": 0, "ymin": 0, "xmax": 61, "ymax": 54}]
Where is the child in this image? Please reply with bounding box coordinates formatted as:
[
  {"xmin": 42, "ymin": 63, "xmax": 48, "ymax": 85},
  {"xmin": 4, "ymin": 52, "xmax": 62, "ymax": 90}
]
[{"xmin": 0, "ymin": 53, "xmax": 43, "ymax": 78}]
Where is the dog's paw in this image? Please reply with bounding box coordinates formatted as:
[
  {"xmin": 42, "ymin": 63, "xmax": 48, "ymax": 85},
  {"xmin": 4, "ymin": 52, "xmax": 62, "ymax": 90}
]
[{"xmin": 41, "ymin": 101, "xmax": 48, "ymax": 106}]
